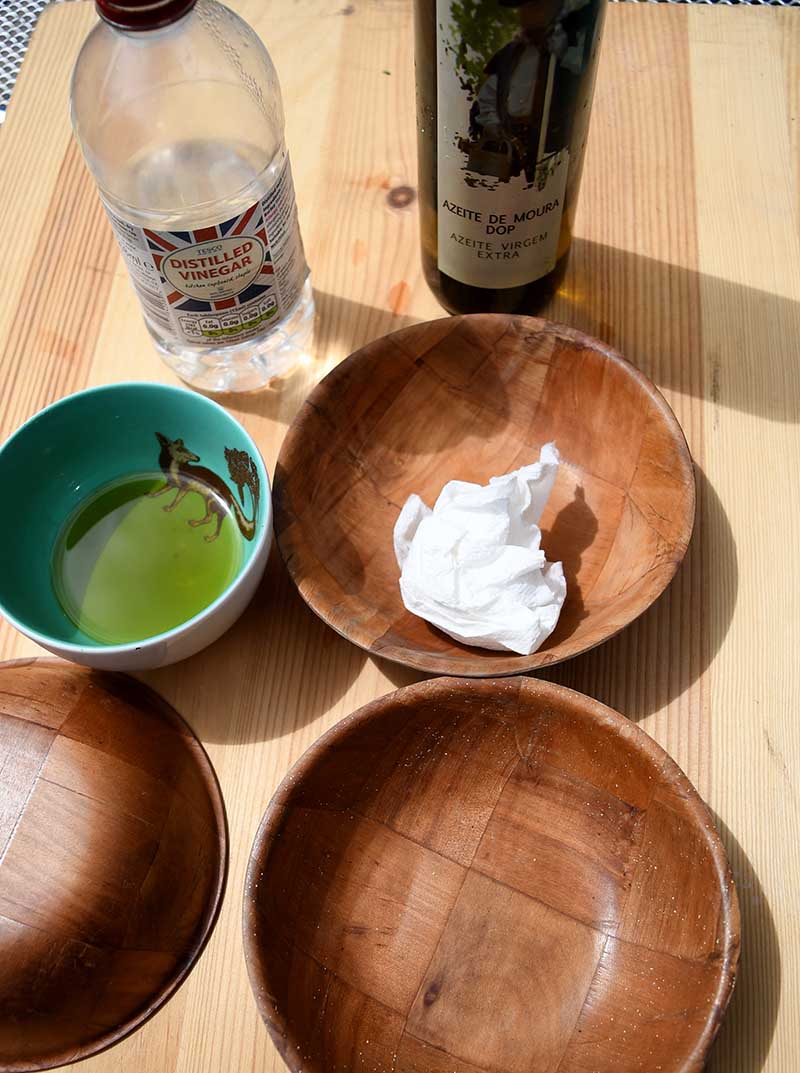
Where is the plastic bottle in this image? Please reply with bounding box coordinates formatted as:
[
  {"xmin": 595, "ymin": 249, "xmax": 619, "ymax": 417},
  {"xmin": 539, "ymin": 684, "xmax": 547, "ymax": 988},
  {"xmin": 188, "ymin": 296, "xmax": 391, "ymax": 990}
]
[{"xmin": 71, "ymin": 0, "xmax": 313, "ymax": 392}]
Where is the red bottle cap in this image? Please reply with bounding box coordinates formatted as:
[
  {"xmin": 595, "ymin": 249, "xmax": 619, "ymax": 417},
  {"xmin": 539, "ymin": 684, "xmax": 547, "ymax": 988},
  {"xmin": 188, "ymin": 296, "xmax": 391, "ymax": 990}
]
[{"xmin": 96, "ymin": 0, "xmax": 197, "ymax": 31}]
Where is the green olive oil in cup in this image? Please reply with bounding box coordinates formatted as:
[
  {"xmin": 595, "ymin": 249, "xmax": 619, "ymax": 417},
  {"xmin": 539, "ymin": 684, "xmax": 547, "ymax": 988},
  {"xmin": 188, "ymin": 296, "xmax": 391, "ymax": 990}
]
[
  {"xmin": 51, "ymin": 471, "xmax": 244, "ymax": 644},
  {"xmin": 0, "ymin": 382, "xmax": 270, "ymax": 670}
]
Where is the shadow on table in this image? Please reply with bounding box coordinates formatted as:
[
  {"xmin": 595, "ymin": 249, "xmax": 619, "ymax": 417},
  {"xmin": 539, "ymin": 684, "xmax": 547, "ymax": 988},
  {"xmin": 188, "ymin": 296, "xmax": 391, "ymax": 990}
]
[
  {"xmin": 313, "ymin": 287, "xmax": 421, "ymax": 356},
  {"xmin": 145, "ymin": 546, "xmax": 366, "ymax": 744},
  {"xmin": 212, "ymin": 288, "xmax": 421, "ymax": 422},
  {"xmin": 541, "ymin": 464, "xmax": 738, "ymax": 721},
  {"xmin": 297, "ymin": 241, "xmax": 800, "ymax": 426},
  {"xmin": 706, "ymin": 813, "xmax": 781, "ymax": 1073},
  {"xmin": 217, "ymin": 236, "xmax": 800, "ymax": 428},
  {"xmin": 369, "ymin": 652, "xmax": 432, "ymax": 691},
  {"xmin": 550, "ymin": 238, "xmax": 800, "ymax": 423},
  {"xmin": 317, "ymin": 240, "xmax": 800, "ymax": 425}
]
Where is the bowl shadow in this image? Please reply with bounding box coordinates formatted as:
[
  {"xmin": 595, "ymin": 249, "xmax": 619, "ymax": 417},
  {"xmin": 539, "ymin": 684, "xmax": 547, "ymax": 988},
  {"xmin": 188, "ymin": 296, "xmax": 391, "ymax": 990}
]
[
  {"xmin": 706, "ymin": 813, "xmax": 781, "ymax": 1073},
  {"xmin": 538, "ymin": 463, "xmax": 737, "ymax": 720},
  {"xmin": 141, "ymin": 546, "xmax": 366, "ymax": 744}
]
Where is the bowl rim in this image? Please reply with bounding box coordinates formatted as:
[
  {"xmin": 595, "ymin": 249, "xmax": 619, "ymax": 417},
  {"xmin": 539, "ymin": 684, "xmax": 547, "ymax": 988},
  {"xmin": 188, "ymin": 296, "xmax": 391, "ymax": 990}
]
[
  {"xmin": 242, "ymin": 675, "xmax": 740, "ymax": 1073},
  {"xmin": 0, "ymin": 381, "xmax": 272, "ymax": 657},
  {"xmin": 0, "ymin": 656, "xmax": 229, "ymax": 1073},
  {"xmin": 273, "ymin": 315, "xmax": 697, "ymax": 677}
]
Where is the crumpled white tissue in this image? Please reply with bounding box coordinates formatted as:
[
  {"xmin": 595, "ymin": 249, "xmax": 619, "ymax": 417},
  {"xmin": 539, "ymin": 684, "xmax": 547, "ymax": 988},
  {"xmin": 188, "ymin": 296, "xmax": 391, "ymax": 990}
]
[{"xmin": 393, "ymin": 443, "xmax": 566, "ymax": 655}]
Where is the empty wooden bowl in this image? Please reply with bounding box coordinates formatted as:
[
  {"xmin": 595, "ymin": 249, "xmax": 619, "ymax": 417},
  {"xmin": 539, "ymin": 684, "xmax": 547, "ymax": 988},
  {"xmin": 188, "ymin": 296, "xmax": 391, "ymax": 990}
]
[
  {"xmin": 0, "ymin": 659, "xmax": 227, "ymax": 1072},
  {"xmin": 274, "ymin": 315, "xmax": 695, "ymax": 676},
  {"xmin": 244, "ymin": 677, "xmax": 739, "ymax": 1073}
]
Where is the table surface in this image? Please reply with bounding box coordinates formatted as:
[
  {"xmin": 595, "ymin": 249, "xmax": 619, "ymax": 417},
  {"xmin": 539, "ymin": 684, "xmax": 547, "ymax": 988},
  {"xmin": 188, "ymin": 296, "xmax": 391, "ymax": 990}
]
[{"xmin": 0, "ymin": 2, "xmax": 797, "ymax": 1071}]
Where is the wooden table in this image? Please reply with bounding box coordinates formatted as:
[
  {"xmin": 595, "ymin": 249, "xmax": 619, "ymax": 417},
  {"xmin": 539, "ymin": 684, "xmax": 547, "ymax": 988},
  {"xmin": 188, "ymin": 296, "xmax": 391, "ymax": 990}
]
[{"xmin": 0, "ymin": 2, "xmax": 797, "ymax": 1071}]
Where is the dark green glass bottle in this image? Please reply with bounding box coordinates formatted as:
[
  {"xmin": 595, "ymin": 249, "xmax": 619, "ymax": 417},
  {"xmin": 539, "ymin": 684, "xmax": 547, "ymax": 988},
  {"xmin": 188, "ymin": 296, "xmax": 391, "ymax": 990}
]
[{"xmin": 415, "ymin": 0, "xmax": 607, "ymax": 314}]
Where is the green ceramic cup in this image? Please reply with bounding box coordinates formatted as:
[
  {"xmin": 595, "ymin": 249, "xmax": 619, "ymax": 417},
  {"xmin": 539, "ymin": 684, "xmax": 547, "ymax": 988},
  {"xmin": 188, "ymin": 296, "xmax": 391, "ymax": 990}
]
[{"xmin": 0, "ymin": 382, "xmax": 270, "ymax": 669}]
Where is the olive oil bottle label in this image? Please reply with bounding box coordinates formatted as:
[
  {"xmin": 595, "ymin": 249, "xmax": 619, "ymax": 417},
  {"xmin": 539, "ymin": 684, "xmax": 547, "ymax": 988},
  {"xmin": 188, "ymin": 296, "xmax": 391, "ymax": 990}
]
[
  {"xmin": 436, "ymin": 0, "xmax": 597, "ymax": 289},
  {"xmin": 104, "ymin": 152, "xmax": 308, "ymax": 348}
]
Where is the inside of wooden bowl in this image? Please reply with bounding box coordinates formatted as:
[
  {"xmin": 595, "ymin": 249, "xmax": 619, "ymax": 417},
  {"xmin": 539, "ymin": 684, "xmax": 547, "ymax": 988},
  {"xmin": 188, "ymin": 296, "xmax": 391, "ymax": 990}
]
[
  {"xmin": 245, "ymin": 677, "xmax": 739, "ymax": 1073},
  {"xmin": 0, "ymin": 660, "xmax": 226, "ymax": 1072},
  {"xmin": 274, "ymin": 316, "xmax": 695, "ymax": 676}
]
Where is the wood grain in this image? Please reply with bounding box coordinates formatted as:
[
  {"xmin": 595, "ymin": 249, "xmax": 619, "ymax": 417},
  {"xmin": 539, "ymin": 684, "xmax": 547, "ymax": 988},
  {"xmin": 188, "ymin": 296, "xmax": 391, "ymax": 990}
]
[
  {"xmin": 274, "ymin": 314, "xmax": 695, "ymax": 676},
  {"xmin": 0, "ymin": 659, "xmax": 226, "ymax": 1071},
  {"xmin": 0, "ymin": 3, "xmax": 797, "ymax": 1072},
  {"xmin": 244, "ymin": 677, "xmax": 739, "ymax": 1073}
]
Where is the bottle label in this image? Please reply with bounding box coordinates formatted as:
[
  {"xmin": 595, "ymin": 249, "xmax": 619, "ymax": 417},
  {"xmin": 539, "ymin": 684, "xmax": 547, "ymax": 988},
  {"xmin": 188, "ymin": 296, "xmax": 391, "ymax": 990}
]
[
  {"xmin": 436, "ymin": 0, "xmax": 599, "ymax": 290},
  {"xmin": 105, "ymin": 153, "xmax": 308, "ymax": 348}
]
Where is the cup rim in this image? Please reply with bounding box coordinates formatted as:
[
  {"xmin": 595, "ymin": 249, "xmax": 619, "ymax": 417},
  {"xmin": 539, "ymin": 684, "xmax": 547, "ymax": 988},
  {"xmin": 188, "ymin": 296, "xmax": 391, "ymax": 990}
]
[{"xmin": 0, "ymin": 381, "xmax": 271, "ymax": 655}]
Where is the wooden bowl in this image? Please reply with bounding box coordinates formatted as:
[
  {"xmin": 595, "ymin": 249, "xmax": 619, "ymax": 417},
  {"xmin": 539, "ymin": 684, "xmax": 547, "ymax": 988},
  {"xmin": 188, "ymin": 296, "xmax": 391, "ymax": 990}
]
[
  {"xmin": 0, "ymin": 659, "xmax": 227, "ymax": 1072},
  {"xmin": 274, "ymin": 316, "xmax": 695, "ymax": 676},
  {"xmin": 244, "ymin": 677, "xmax": 739, "ymax": 1073}
]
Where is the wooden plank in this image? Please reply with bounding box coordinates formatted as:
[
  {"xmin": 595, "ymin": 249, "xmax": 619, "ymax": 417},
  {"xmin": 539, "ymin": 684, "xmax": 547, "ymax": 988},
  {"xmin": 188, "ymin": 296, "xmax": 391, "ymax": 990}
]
[
  {"xmin": 0, "ymin": 3, "xmax": 796, "ymax": 1072},
  {"xmin": 688, "ymin": 11, "xmax": 800, "ymax": 1073}
]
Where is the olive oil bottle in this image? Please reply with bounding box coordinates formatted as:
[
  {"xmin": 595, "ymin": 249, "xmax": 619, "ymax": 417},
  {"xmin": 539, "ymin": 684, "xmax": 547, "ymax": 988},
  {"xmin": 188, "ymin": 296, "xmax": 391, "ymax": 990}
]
[{"xmin": 415, "ymin": 0, "xmax": 606, "ymax": 314}]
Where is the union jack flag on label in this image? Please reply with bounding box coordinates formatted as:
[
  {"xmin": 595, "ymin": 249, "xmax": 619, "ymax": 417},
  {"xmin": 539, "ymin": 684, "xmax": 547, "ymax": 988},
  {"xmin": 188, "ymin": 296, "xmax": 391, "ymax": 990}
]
[{"xmin": 105, "ymin": 153, "xmax": 308, "ymax": 348}]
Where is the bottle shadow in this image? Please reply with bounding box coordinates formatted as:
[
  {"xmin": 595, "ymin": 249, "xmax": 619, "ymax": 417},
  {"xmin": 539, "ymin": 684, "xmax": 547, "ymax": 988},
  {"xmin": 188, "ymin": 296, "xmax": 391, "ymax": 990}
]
[
  {"xmin": 216, "ymin": 289, "xmax": 517, "ymax": 459},
  {"xmin": 221, "ymin": 237, "xmax": 800, "ymax": 428},
  {"xmin": 316, "ymin": 289, "xmax": 514, "ymax": 453},
  {"xmin": 212, "ymin": 288, "xmax": 422, "ymax": 421},
  {"xmin": 706, "ymin": 812, "xmax": 781, "ymax": 1073},
  {"xmin": 549, "ymin": 237, "xmax": 800, "ymax": 424}
]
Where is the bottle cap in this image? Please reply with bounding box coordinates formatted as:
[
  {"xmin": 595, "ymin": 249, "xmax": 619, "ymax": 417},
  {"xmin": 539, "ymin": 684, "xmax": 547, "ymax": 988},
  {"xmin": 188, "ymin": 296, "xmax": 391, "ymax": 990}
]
[{"xmin": 95, "ymin": 0, "xmax": 197, "ymax": 31}]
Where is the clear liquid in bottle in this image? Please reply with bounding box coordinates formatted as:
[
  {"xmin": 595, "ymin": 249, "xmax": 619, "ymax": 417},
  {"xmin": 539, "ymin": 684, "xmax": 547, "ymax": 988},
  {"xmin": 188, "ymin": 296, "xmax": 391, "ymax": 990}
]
[{"xmin": 72, "ymin": 0, "xmax": 313, "ymax": 392}]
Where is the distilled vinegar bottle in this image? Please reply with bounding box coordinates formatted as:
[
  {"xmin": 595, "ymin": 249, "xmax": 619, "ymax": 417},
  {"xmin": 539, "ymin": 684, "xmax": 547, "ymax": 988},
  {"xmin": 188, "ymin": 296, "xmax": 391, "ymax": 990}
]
[{"xmin": 71, "ymin": 0, "xmax": 313, "ymax": 392}]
